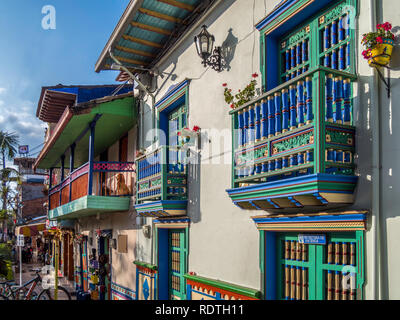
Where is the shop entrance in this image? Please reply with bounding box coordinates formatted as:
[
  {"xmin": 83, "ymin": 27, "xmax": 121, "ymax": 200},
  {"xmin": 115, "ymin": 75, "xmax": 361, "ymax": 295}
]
[
  {"xmin": 275, "ymin": 232, "xmax": 364, "ymax": 300},
  {"xmin": 98, "ymin": 236, "xmax": 111, "ymax": 300}
]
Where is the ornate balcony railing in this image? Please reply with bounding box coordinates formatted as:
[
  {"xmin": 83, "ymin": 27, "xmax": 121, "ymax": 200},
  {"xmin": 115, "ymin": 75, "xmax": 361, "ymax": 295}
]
[
  {"xmin": 227, "ymin": 66, "xmax": 358, "ymax": 210},
  {"xmin": 135, "ymin": 146, "xmax": 188, "ymax": 217},
  {"xmin": 48, "ymin": 161, "xmax": 135, "ymax": 212}
]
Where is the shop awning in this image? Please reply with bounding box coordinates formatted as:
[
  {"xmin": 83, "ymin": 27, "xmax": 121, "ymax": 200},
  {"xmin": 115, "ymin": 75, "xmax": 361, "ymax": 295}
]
[{"xmin": 15, "ymin": 220, "xmax": 47, "ymax": 237}]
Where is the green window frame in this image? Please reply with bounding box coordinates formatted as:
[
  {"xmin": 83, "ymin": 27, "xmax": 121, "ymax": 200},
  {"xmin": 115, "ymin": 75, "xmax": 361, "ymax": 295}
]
[{"xmin": 276, "ymin": 231, "xmax": 364, "ymax": 300}]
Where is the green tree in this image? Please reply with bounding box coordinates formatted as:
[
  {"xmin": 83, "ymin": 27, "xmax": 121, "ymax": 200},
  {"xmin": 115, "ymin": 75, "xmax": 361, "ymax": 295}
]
[{"xmin": 0, "ymin": 131, "xmax": 19, "ymax": 242}]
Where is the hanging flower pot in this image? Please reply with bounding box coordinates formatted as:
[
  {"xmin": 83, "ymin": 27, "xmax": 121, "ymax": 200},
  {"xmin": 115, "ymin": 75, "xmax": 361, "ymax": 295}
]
[
  {"xmin": 362, "ymin": 22, "xmax": 395, "ymax": 67},
  {"xmin": 368, "ymin": 38, "xmax": 394, "ymax": 67}
]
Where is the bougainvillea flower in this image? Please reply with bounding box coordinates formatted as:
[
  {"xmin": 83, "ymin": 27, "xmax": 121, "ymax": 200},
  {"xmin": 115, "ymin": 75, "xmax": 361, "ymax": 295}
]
[
  {"xmin": 192, "ymin": 126, "xmax": 200, "ymax": 132},
  {"xmin": 230, "ymin": 104, "xmax": 235, "ymax": 109},
  {"xmin": 252, "ymin": 72, "xmax": 258, "ymax": 78},
  {"xmin": 222, "ymin": 83, "xmax": 227, "ymax": 87},
  {"xmin": 383, "ymin": 22, "xmax": 392, "ymax": 31},
  {"xmin": 376, "ymin": 36, "xmax": 383, "ymax": 44}
]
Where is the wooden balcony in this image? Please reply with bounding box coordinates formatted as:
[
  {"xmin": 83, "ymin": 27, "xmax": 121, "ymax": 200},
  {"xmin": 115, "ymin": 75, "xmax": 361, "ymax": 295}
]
[
  {"xmin": 48, "ymin": 161, "xmax": 135, "ymax": 220},
  {"xmin": 134, "ymin": 146, "xmax": 188, "ymax": 217},
  {"xmin": 226, "ymin": 66, "xmax": 358, "ymax": 211}
]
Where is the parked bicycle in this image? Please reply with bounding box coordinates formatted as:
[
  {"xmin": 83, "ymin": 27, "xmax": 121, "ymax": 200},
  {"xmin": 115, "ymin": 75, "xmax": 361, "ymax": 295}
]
[{"xmin": 0, "ymin": 268, "xmax": 71, "ymax": 300}]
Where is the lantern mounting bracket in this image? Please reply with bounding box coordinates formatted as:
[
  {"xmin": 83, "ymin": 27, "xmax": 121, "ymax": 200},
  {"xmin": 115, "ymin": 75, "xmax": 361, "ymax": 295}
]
[
  {"xmin": 202, "ymin": 46, "xmax": 224, "ymax": 72},
  {"xmin": 370, "ymin": 53, "xmax": 391, "ymax": 98}
]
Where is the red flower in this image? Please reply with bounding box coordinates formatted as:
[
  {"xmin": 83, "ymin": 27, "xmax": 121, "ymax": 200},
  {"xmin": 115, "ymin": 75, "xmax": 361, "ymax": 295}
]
[
  {"xmin": 252, "ymin": 72, "xmax": 259, "ymax": 78},
  {"xmin": 177, "ymin": 132, "xmax": 181, "ymax": 136},
  {"xmin": 383, "ymin": 22, "xmax": 392, "ymax": 31},
  {"xmin": 376, "ymin": 24, "xmax": 383, "ymax": 29},
  {"xmin": 376, "ymin": 36, "xmax": 383, "ymax": 44},
  {"xmin": 222, "ymin": 83, "xmax": 227, "ymax": 87},
  {"xmin": 192, "ymin": 125, "xmax": 200, "ymax": 132},
  {"xmin": 230, "ymin": 104, "xmax": 235, "ymax": 109}
]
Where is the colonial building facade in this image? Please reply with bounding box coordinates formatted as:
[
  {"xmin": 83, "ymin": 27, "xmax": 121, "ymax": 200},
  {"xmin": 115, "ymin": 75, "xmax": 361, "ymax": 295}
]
[{"xmin": 35, "ymin": 0, "xmax": 400, "ymax": 300}]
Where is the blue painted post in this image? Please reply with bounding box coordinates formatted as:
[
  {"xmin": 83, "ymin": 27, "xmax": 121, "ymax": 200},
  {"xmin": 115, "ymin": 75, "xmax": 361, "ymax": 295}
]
[
  {"xmin": 275, "ymin": 93, "xmax": 282, "ymax": 135},
  {"xmin": 282, "ymin": 89, "xmax": 289, "ymax": 133},
  {"xmin": 290, "ymin": 154, "xmax": 298, "ymax": 167},
  {"xmin": 339, "ymin": 16, "xmax": 345, "ymax": 41},
  {"xmin": 88, "ymin": 121, "xmax": 96, "ymax": 196},
  {"xmin": 69, "ymin": 144, "xmax": 75, "ymax": 202},
  {"xmin": 291, "ymin": 46, "xmax": 296, "ymax": 70},
  {"xmin": 49, "ymin": 168, "xmax": 53, "ymax": 210},
  {"xmin": 255, "ymin": 103, "xmax": 261, "ymax": 141},
  {"xmin": 268, "ymin": 160, "xmax": 275, "ymax": 172},
  {"xmin": 249, "ymin": 106, "xmax": 256, "ymax": 144},
  {"xmin": 275, "ymin": 158, "xmax": 282, "ymax": 170},
  {"xmin": 282, "ymin": 156, "xmax": 289, "ymax": 168},
  {"xmin": 286, "ymin": 50, "xmax": 291, "ymax": 81},
  {"xmin": 302, "ymin": 39, "xmax": 308, "ymax": 63},
  {"xmin": 343, "ymin": 78, "xmax": 352, "ymax": 125},
  {"xmin": 339, "ymin": 45, "xmax": 345, "ymax": 70},
  {"xmin": 331, "ymin": 20, "xmax": 338, "ymax": 46},
  {"xmin": 238, "ymin": 111, "xmax": 244, "ymax": 147},
  {"xmin": 297, "ymin": 81, "xmax": 305, "ymax": 127},
  {"xmin": 289, "ymin": 85, "xmax": 297, "ymax": 130},
  {"xmin": 346, "ymin": 13, "xmax": 351, "ymax": 38},
  {"xmin": 267, "ymin": 96, "xmax": 275, "ymax": 137},
  {"xmin": 305, "ymin": 77, "xmax": 313, "ymax": 124},
  {"xmin": 306, "ymin": 150, "xmax": 313, "ymax": 163},
  {"xmin": 327, "ymin": 148, "xmax": 334, "ymax": 162},
  {"xmin": 59, "ymin": 155, "xmax": 65, "ymax": 205},
  {"xmin": 296, "ymin": 43, "xmax": 302, "ymax": 72},
  {"xmin": 298, "ymin": 153, "xmax": 305, "ymax": 165},
  {"xmin": 334, "ymin": 77, "xmax": 343, "ymax": 124},
  {"xmin": 244, "ymin": 108, "xmax": 249, "ymax": 146},
  {"xmin": 262, "ymin": 162, "xmax": 268, "ymax": 174},
  {"xmin": 346, "ymin": 44, "xmax": 351, "ymax": 68},
  {"xmin": 336, "ymin": 149, "xmax": 344, "ymax": 163},
  {"xmin": 326, "ymin": 74, "xmax": 334, "ymax": 122},
  {"xmin": 261, "ymin": 99, "xmax": 268, "ymax": 139},
  {"xmin": 332, "ymin": 49, "xmax": 338, "ymax": 70},
  {"xmin": 324, "ymin": 53, "xmax": 331, "ymax": 68}
]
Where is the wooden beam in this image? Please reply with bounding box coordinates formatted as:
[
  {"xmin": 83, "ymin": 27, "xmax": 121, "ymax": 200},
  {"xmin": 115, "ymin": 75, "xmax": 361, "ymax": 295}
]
[
  {"xmin": 138, "ymin": 7, "xmax": 184, "ymax": 24},
  {"xmin": 130, "ymin": 21, "xmax": 173, "ymax": 36},
  {"xmin": 122, "ymin": 34, "xmax": 163, "ymax": 49},
  {"xmin": 114, "ymin": 55, "xmax": 149, "ymax": 67},
  {"xmin": 115, "ymin": 45, "xmax": 157, "ymax": 58},
  {"xmin": 157, "ymin": 0, "xmax": 195, "ymax": 11}
]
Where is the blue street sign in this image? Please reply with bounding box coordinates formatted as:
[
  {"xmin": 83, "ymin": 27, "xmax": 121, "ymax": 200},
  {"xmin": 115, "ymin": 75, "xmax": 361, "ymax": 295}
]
[{"xmin": 298, "ymin": 234, "xmax": 326, "ymax": 245}]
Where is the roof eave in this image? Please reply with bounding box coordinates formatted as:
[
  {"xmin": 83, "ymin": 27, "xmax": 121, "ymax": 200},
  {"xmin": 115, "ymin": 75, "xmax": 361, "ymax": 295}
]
[{"xmin": 95, "ymin": 0, "xmax": 145, "ymax": 73}]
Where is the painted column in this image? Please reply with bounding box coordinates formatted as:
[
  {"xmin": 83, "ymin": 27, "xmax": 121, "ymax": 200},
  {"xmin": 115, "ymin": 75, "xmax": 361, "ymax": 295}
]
[
  {"xmin": 267, "ymin": 96, "xmax": 275, "ymax": 137},
  {"xmin": 325, "ymin": 74, "xmax": 334, "ymax": 122},
  {"xmin": 244, "ymin": 108, "xmax": 249, "ymax": 146},
  {"xmin": 261, "ymin": 99, "xmax": 268, "ymax": 139},
  {"xmin": 289, "ymin": 85, "xmax": 297, "ymax": 129},
  {"xmin": 275, "ymin": 93, "xmax": 282, "ymax": 135},
  {"xmin": 343, "ymin": 79, "xmax": 351, "ymax": 125},
  {"xmin": 255, "ymin": 103, "xmax": 261, "ymax": 141},
  {"xmin": 59, "ymin": 155, "xmax": 65, "ymax": 205},
  {"xmin": 249, "ymin": 106, "xmax": 255, "ymax": 144},
  {"xmin": 282, "ymin": 89, "xmax": 289, "ymax": 132},
  {"xmin": 297, "ymin": 81, "xmax": 305, "ymax": 127},
  {"xmin": 238, "ymin": 111, "xmax": 244, "ymax": 147},
  {"xmin": 88, "ymin": 121, "xmax": 96, "ymax": 196},
  {"xmin": 69, "ymin": 143, "xmax": 75, "ymax": 202},
  {"xmin": 305, "ymin": 77, "xmax": 313, "ymax": 124},
  {"xmin": 49, "ymin": 167, "xmax": 53, "ymax": 210},
  {"xmin": 334, "ymin": 77, "xmax": 343, "ymax": 124}
]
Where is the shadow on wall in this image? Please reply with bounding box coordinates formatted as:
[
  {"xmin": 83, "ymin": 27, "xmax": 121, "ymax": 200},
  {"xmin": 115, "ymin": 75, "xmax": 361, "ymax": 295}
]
[
  {"xmin": 221, "ymin": 28, "xmax": 239, "ymax": 71},
  {"xmin": 188, "ymin": 148, "xmax": 201, "ymax": 224}
]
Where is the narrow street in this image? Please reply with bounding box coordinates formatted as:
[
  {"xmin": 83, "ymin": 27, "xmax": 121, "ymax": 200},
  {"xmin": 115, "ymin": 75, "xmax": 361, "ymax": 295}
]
[{"xmin": 12, "ymin": 255, "xmax": 76, "ymax": 300}]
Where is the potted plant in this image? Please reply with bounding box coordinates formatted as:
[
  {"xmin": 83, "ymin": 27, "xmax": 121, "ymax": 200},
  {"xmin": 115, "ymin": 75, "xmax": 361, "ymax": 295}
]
[
  {"xmin": 362, "ymin": 22, "xmax": 395, "ymax": 67},
  {"xmin": 223, "ymin": 73, "xmax": 259, "ymax": 109}
]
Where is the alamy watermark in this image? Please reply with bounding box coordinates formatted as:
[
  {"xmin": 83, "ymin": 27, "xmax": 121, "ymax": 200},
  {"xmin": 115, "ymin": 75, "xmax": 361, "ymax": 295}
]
[{"xmin": 42, "ymin": 5, "xmax": 56, "ymax": 30}]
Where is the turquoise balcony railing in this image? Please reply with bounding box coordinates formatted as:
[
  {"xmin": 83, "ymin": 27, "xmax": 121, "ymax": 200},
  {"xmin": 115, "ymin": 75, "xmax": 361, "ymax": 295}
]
[
  {"xmin": 227, "ymin": 66, "xmax": 358, "ymax": 211},
  {"xmin": 135, "ymin": 146, "xmax": 188, "ymax": 217}
]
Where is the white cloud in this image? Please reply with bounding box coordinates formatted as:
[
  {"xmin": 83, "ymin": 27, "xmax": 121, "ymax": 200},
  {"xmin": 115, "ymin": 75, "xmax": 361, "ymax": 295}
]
[
  {"xmin": 0, "ymin": 88, "xmax": 6, "ymax": 95},
  {"xmin": 0, "ymin": 100, "xmax": 4, "ymax": 107}
]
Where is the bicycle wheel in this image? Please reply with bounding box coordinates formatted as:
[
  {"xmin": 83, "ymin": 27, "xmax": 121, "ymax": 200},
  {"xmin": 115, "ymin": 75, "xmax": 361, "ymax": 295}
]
[{"xmin": 37, "ymin": 286, "xmax": 71, "ymax": 300}]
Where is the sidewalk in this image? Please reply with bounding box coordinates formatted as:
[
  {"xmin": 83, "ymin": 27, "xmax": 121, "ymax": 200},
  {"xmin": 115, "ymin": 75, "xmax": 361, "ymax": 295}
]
[{"xmin": 13, "ymin": 260, "xmax": 76, "ymax": 300}]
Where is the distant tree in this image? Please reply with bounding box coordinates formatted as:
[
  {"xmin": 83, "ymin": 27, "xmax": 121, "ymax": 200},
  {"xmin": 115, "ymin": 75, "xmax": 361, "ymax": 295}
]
[{"xmin": 0, "ymin": 131, "xmax": 19, "ymax": 242}]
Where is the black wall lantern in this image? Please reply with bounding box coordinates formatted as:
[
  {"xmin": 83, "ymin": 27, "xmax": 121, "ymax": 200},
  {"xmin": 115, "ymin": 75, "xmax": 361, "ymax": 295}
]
[{"xmin": 194, "ymin": 25, "xmax": 224, "ymax": 72}]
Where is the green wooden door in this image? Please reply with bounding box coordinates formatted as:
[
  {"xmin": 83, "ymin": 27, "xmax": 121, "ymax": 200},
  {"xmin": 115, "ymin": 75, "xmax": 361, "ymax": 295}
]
[
  {"xmin": 276, "ymin": 232, "xmax": 364, "ymax": 300},
  {"xmin": 168, "ymin": 105, "xmax": 187, "ymax": 173},
  {"xmin": 169, "ymin": 229, "xmax": 186, "ymax": 300}
]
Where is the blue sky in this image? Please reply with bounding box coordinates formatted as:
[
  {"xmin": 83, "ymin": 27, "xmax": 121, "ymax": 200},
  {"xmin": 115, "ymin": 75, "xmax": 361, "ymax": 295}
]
[{"xmin": 0, "ymin": 0, "xmax": 130, "ymax": 160}]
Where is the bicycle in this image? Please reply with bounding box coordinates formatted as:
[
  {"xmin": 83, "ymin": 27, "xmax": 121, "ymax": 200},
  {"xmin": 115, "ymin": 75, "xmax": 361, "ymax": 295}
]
[{"xmin": 0, "ymin": 268, "xmax": 71, "ymax": 300}]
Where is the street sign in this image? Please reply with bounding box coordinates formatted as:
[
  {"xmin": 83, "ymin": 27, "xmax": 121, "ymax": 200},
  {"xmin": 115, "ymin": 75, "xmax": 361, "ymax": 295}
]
[
  {"xmin": 298, "ymin": 234, "xmax": 326, "ymax": 245},
  {"xmin": 18, "ymin": 145, "xmax": 29, "ymax": 154},
  {"xmin": 16, "ymin": 235, "xmax": 24, "ymax": 247}
]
